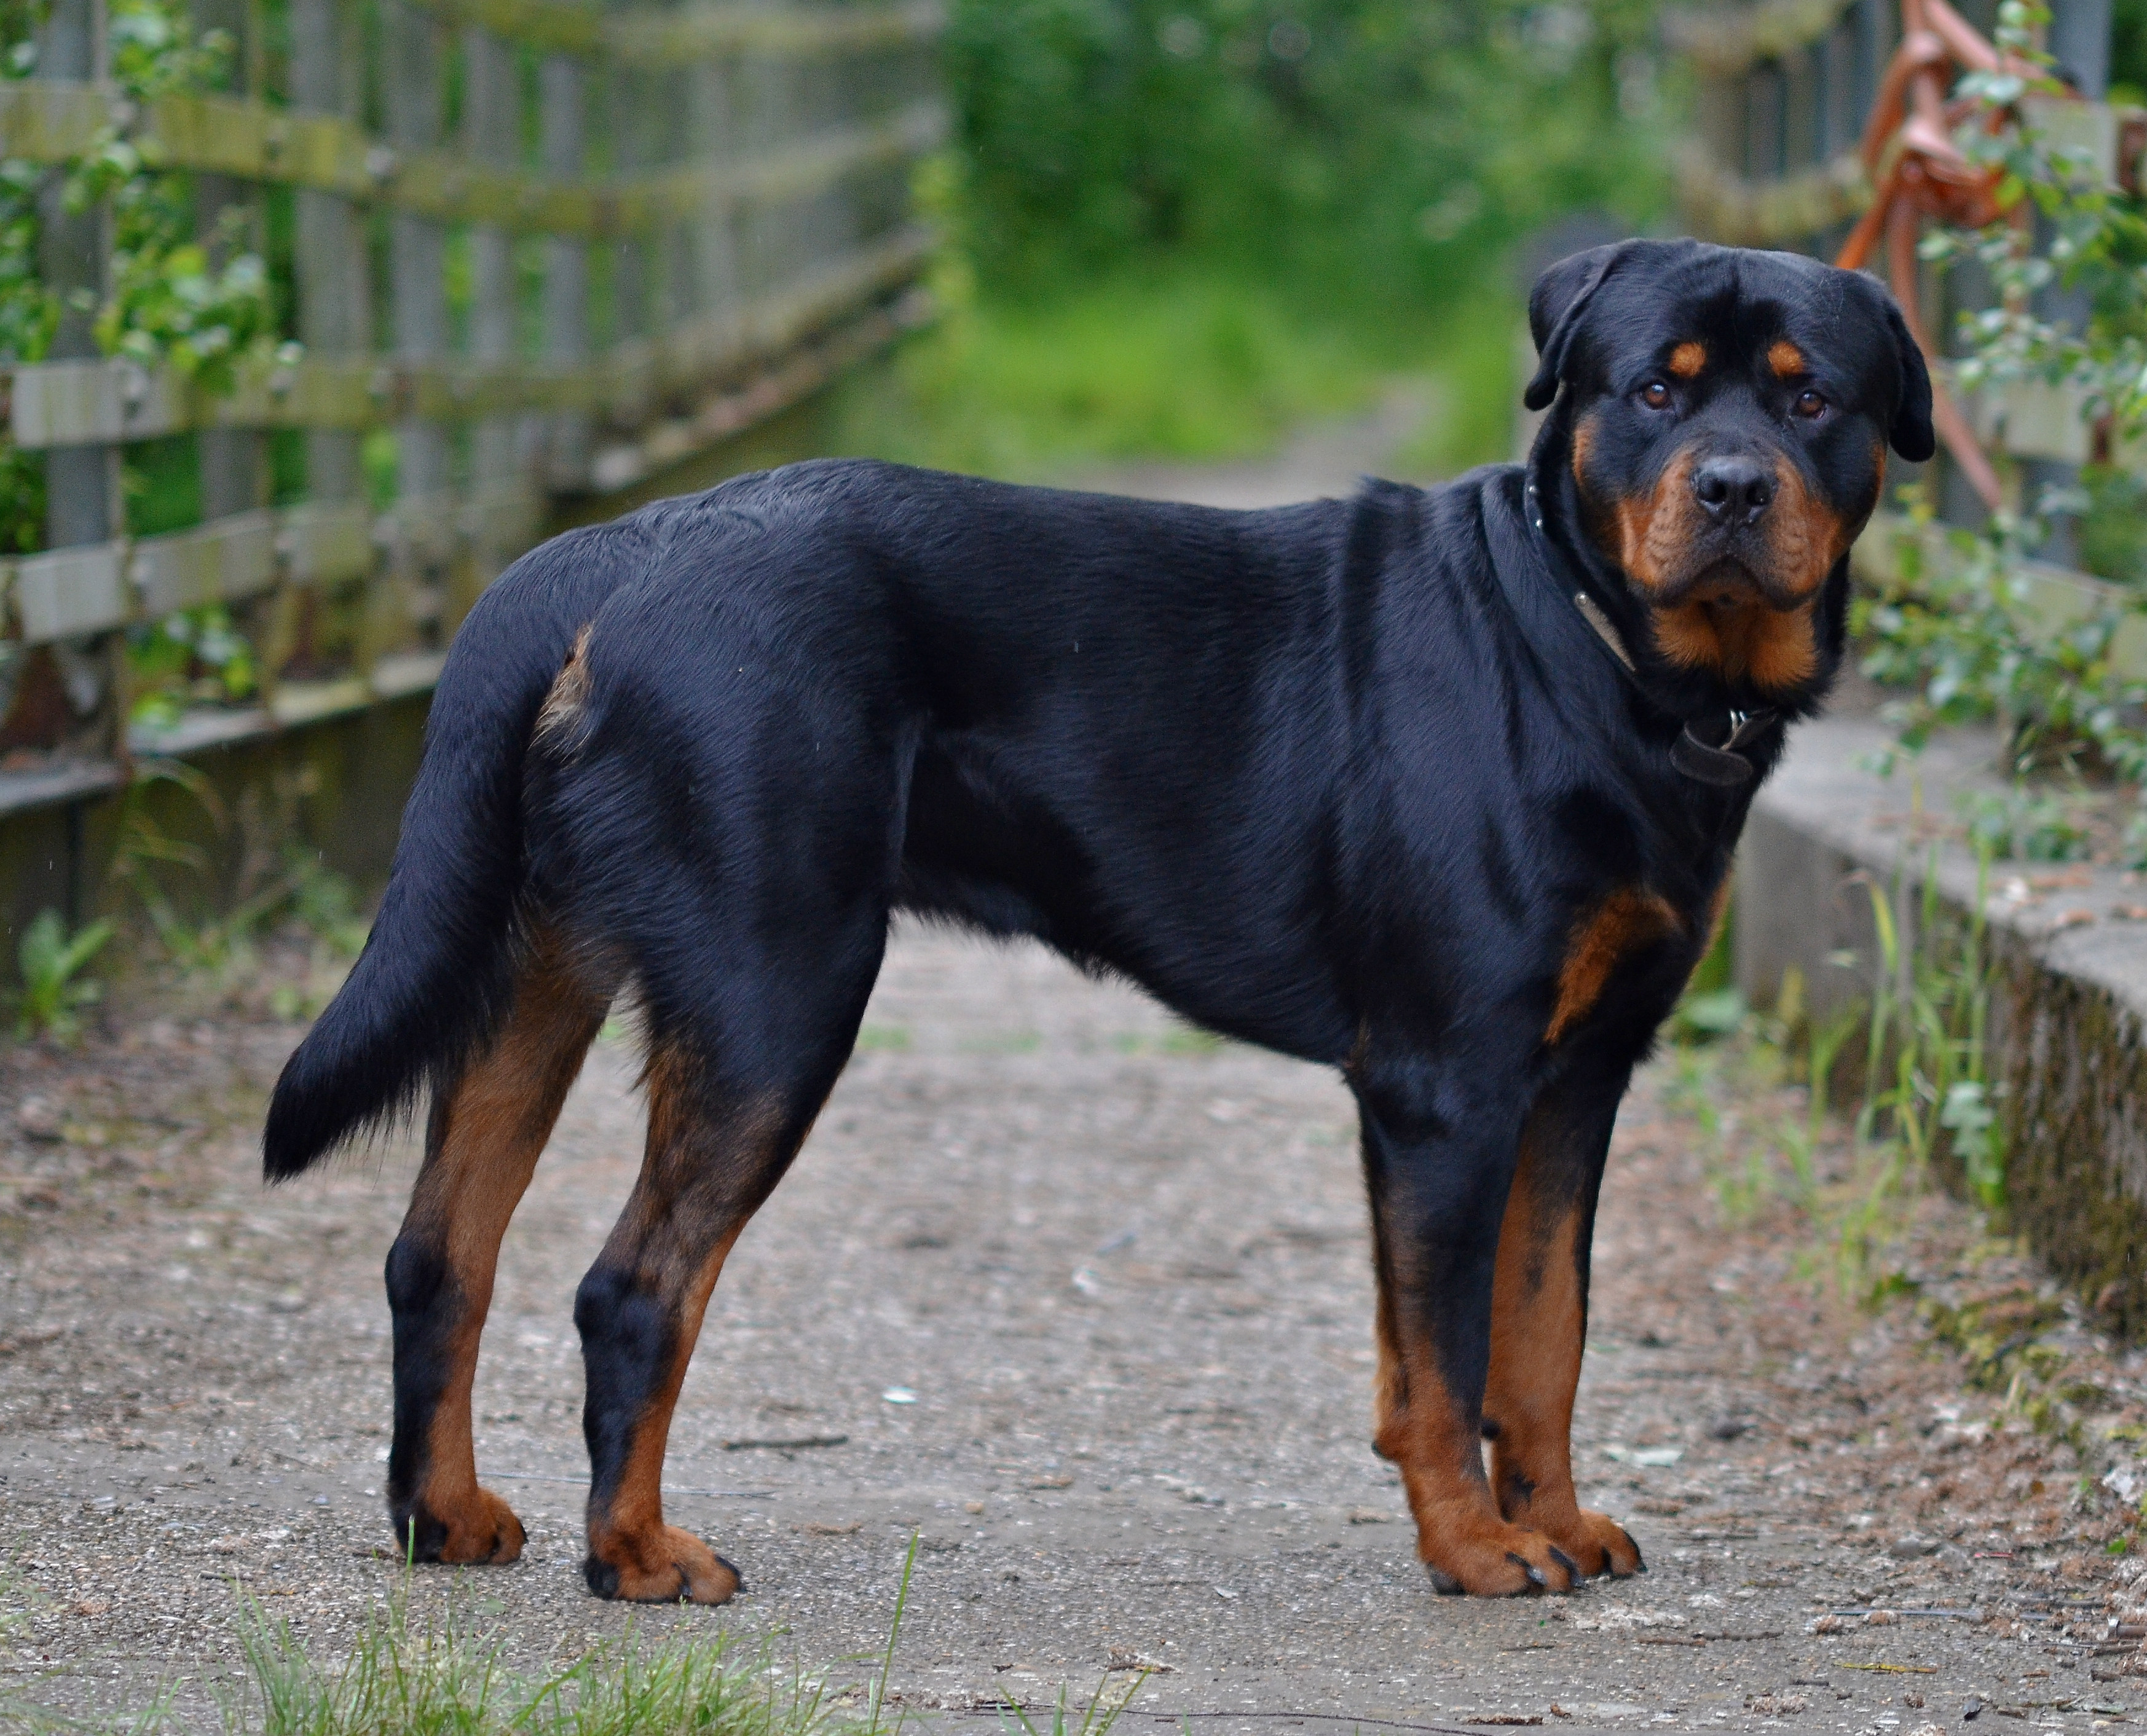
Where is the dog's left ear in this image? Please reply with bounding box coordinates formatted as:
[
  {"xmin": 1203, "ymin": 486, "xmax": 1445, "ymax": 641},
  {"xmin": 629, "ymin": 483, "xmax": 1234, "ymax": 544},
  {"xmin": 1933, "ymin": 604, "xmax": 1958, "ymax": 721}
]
[
  {"xmin": 1524, "ymin": 242, "xmax": 1635, "ymax": 412},
  {"xmin": 1879, "ymin": 297, "xmax": 1935, "ymax": 462}
]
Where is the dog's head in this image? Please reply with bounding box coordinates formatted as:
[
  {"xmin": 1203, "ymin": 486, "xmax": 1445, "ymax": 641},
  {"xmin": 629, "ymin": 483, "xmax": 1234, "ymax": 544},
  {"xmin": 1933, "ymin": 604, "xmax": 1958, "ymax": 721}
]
[{"xmin": 1526, "ymin": 238, "xmax": 1932, "ymax": 700}]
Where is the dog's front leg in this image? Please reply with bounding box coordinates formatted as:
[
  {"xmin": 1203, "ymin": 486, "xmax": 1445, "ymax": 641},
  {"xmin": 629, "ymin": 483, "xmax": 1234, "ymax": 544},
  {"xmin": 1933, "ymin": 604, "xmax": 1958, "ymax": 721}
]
[
  {"xmin": 1356, "ymin": 1056, "xmax": 1582, "ymax": 1595},
  {"xmin": 1483, "ymin": 1064, "xmax": 1642, "ymax": 1579}
]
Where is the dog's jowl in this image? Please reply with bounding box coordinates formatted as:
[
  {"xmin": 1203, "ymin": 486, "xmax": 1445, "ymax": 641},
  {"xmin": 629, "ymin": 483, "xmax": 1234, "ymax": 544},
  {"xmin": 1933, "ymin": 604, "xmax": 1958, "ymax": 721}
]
[{"xmin": 265, "ymin": 238, "xmax": 1933, "ymax": 1601}]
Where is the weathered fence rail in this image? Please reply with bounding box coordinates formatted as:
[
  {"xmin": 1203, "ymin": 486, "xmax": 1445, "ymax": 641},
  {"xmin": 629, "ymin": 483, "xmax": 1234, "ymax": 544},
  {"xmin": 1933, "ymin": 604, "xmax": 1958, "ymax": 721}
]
[{"xmin": 0, "ymin": 0, "xmax": 939, "ymax": 826}]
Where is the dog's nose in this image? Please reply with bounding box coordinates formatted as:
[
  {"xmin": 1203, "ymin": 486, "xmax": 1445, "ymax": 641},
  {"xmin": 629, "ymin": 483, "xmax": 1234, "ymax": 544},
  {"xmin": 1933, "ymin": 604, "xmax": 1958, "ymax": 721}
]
[{"xmin": 1692, "ymin": 456, "xmax": 1775, "ymax": 525}]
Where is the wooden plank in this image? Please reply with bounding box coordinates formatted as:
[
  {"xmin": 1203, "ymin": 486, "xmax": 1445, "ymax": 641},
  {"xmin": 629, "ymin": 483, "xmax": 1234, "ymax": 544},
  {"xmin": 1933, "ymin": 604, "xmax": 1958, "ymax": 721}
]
[
  {"xmin": 4, "ymin": 229, "xmax": 934, "ymax": 444},
  {"xmin": 379, "ymin": 0, "xmax": 942, "ymax": 65},
  {"xmin": 13, "ymin": 543, "xmax": 130, "ymax": 644},
  {"xmin": 0, "ymin": 79, "xmax": 946, "ymax": 236},
  {"xmin": 129, "ymin": 509, "xmax": 280, "ymax": 618}
]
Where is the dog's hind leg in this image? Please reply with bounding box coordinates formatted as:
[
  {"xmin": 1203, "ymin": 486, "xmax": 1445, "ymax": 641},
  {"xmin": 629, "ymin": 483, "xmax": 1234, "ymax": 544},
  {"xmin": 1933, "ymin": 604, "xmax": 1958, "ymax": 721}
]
[
  {"xmin": 572, "ymin": 1034, "xmax": 853, "ymax": 1603},
  {"xmin": 384, "ymin": 933, "xmax": 607, "ymax": 1564},
  {"xmin": 1482, "ymin": 1064, "xmax": 1643, "ymax": 1579}
]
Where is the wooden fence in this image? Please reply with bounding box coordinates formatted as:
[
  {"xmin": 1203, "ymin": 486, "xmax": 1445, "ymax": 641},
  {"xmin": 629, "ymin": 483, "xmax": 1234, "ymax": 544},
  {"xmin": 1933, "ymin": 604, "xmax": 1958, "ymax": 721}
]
[{"xmin": 0, "ymin": 0, "xmax": 940, "ymax": 827}]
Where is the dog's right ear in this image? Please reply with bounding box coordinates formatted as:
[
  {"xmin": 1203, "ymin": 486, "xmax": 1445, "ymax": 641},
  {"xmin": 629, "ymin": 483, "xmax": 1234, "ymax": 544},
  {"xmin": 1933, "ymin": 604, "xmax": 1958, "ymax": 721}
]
[{"xmin": 1524, "ymin": 242, "xmax": 1635, "ymax": 413}]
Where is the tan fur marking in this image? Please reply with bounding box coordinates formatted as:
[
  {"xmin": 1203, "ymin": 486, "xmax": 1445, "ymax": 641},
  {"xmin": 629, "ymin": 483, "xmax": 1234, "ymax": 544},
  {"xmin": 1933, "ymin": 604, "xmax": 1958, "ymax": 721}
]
[
  {"xmin": 581, "ymin": 1060, "xmax": 824, "ymax": 1603},
  {"xmin": 1366, "ymin": 1292, "xmax": 1581, "ymax": 1594},
  {"xmin": 1570, "ymin": 415, "xmax": 1595, "ymax": 492},
  {"xmin": 1667, "ymin": 341, "xmax": 1706, "ymax": 378},
  {"xmin": 1481, "ymin": 1132, "xmax": 1641, "ymax": 1578},
  {"xmin": 1763, "ymin": 455, "xmax": 1853, "ymax": 602},
  {"xmin": 1768, "ymin": 339, "xmax": 1807, "ymax": 379},
  {"xmin": 1652, "ymin": 596, "xmax": 1819, "ymax": 691},
  {"xmin": 535, "ymin": 625, "xmax": 594, "ymax": 747},
  {"xmin": 1609, "ymin": 450, "xmax": 1700, "ymax": 594},
  {"xmin": 396, "ymin": 936, "xmax": 607, "ymax": 1563},
  {"xmin": 1546, "ymin": 889, "xmax": 1679, "ymax": 1045}
]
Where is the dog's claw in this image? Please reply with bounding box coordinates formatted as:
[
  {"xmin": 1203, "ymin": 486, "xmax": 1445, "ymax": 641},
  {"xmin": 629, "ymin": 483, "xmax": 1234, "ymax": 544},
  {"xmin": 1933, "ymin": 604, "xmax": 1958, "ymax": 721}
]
[
  {"xmin": 1548, "ymin": 1546, "xmax": 1580, "ymax": 1583},
  {"xmin": 1629, "ymin": 1535, "xmax": 1647, "ymax": 1573},
  {"xmin": 1507, "ymin": 1550, "xmax": 1546, "ymax": 1590}
]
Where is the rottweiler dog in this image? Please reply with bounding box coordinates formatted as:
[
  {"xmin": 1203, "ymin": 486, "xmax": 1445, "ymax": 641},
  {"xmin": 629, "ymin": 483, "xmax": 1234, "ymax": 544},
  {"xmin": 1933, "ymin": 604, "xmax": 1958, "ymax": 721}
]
[{"xmin": 265, "ymin": 238, "xmax": 1932, "ymax": 1601}]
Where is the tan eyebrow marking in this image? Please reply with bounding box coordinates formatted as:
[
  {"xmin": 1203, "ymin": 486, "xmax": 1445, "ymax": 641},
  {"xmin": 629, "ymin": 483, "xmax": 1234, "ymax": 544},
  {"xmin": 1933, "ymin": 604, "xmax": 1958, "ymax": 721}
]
[
  {"xmin": 1768, "ymin": 339, "xmax": 1806, "ymax": 379},
  {"xmin": 1667, "ymin": 342, "xmax": 1706, "ymax": 378}
]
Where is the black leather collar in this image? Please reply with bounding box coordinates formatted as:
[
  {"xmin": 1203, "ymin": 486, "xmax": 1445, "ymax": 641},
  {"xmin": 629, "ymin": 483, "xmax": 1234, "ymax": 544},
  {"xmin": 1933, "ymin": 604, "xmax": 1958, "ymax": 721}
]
[{"xmin": 1522, "ymin": 479, "xmax": 1779, "ymax": 790}]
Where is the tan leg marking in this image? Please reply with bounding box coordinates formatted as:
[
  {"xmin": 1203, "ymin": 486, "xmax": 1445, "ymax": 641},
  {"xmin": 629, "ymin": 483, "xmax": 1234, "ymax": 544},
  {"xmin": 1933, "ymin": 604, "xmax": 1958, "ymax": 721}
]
[
  {"xmin": 580, "ymin": 1055, "xmax": 824, "ymax": 1603},
  {"xmin": 390, "ymin": 936, "xmax": 606, "ymax": 1564},
  {"xmin": 1367, "ymin": 1209, "xmax": 1582, "ymax": 1597},
  {"xmin": 1483, "ymin": 1128, "xmax": 1641, "ymax": 1579}
]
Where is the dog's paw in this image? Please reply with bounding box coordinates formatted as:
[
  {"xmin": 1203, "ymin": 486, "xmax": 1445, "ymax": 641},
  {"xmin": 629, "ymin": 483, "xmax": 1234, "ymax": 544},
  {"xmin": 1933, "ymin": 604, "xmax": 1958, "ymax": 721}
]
[
  {"xmin": 1542, "ymin": 1507, "xmax": 1644, "ymax": 1579},
  {"xmin": 391, "ymin": 1485, "xmax": 526, "ymax": 1565},
  {"xmin": 584, "ymin": 1524, "xmax": 741, "ymax": 1603},
  {"xmin": 1420, "ymin": 1520, "xmax": 1581, "ymax": 1597}
]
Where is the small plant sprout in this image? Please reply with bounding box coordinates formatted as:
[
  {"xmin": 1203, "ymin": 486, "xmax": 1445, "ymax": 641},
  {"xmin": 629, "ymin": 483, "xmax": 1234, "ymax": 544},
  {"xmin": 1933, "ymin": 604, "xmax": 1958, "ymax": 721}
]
[{"xmin": 12, "ymin": 909, "xmax": 115, "ymax": 1043}]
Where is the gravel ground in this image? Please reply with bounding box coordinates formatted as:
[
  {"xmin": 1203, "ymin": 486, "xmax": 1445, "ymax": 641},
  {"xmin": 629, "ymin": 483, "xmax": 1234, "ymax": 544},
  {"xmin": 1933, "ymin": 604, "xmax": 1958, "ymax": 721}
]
[{"xmin": 4, "ymin": 924, "xmax": 2147, "ymax": 1734}]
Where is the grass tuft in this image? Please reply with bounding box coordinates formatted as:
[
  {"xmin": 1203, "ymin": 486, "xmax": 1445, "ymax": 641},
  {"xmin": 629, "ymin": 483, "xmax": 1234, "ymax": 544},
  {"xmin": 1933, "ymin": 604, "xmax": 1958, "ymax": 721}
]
[{"xmin": 224, "ymin": 1589, "xmax": 825, "ymax": 1736}]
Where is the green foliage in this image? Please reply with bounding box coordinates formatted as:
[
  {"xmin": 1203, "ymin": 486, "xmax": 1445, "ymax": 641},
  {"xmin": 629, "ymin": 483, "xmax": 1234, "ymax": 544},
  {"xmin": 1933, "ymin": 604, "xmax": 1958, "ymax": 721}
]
[
  {"xmin": 1953, "ymin": 781, "xmax": 2094, "ymax": 861},
  {"xmin": 129, "ymin": 603, "xmax": 260, "ymax": 726},
  {"xmin": 1664, "ymin": 850, "xmax": 2004, "ymax": 1279},
  {"xmin": 12, "ymin": 908, "xmax": 114, "ymax": 1042},
  {"xmin": 947, "ymin": 0, "xmax": 1666, "ymax": 305},
  {"xmin": 1855, "ymin": 489, "xmax": 2147, "ymax": 793},
  {"xmin": 0, "ymin": 0, "xmax": 285, "ymax": 554}
]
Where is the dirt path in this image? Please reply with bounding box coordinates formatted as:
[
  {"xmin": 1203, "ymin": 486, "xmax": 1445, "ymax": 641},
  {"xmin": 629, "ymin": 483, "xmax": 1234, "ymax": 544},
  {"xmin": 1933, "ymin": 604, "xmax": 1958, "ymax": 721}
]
[
  {"xmin": 2, "ymin": 925, "xmax": 2145, "ymax": 1732},
  {"xmin": 6, "ymin": 423, "xmax": 2147, "ymax": 1730}
]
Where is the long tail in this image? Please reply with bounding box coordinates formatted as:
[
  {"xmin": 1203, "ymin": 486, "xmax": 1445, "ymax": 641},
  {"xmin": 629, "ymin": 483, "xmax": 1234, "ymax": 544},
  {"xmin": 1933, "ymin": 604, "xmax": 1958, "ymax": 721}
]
[{"xmin": 261, "ymin": 524, "xmax": 638, "ymax": 1180}]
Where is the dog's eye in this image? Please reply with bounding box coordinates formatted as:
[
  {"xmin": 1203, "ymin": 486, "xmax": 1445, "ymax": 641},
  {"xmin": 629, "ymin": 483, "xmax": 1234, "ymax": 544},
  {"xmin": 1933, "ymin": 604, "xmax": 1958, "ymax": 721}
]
[
  {"xmin": 1793, "ymin": 388, "xmax": 1827, "ymax": 419},
  {"xmin": 1640, "ymin": 381, "xmax": 1672, "ymax": 410}
]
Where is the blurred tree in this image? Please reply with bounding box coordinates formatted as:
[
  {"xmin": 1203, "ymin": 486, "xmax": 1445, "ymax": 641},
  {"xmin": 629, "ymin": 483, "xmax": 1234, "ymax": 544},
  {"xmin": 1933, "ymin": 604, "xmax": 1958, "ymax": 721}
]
[{"xmin": 946, "ymin": 0, "xmax": 1669, "ymax": 305}]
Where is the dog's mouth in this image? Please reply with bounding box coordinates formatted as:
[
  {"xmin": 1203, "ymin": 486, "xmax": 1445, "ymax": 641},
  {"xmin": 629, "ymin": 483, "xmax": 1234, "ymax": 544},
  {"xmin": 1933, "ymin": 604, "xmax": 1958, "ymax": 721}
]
[{"xmin": 1650, "ymin": 549, "xmax": 1812, "ymax": 614}]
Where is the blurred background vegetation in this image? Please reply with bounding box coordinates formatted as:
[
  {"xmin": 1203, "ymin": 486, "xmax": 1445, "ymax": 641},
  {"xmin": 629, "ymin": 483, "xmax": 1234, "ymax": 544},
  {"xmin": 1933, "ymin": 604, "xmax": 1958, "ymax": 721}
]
[{"xmin": 827, "ymin": 0, "xmax": 1674, "ymax": 481}]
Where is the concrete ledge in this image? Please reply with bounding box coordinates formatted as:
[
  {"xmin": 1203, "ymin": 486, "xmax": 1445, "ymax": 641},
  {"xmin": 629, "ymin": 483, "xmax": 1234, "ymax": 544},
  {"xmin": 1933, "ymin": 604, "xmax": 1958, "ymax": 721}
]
[{"xmin": 1736, "ymin": 714, "xmax": 2147, "ymax": 1336}]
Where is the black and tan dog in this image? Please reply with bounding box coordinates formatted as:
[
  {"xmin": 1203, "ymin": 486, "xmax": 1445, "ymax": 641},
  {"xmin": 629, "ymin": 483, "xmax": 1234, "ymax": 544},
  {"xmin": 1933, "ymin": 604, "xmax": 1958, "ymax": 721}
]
[{"xmin": 264, "ymin": 238, "xmax": 1932, "ymax": 1601}]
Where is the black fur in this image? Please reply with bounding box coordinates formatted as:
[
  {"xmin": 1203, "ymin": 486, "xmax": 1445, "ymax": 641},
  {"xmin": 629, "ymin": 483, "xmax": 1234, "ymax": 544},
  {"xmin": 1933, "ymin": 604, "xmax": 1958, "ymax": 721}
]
[{"xmin": 264, "ymin": 239, "xmax": 1930, "ymax": 1593}]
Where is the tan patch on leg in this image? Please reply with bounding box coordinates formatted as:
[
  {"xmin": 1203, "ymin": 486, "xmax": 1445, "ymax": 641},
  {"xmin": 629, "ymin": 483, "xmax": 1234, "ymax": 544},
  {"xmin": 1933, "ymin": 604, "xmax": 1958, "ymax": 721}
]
[
  {"xmin": 1365, "ymin": 1192, "xmax": 1581, "ymax": 1597},
  {"xmin": 1483, "ymin": 1129, "xmax": 1641, "ymax": 1579},
  {"xmin": 1668, "ymin": 341, "xmax": 1706, "ymax": 378},
  {"xmin": 390, "ymin": 934, "xmax": 607, "ymax": 1564},
  {"xmin": 1370, "ymin": 1326, "xmax": 1583, "ymax": 1597},
  {"xmin": 1546, "ymin": 889, "xmax": 1680, "ymax": 1046},
  {"xmin": 580, "ymin": 1059, "xmax": 821, "ymax": 1604}
]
